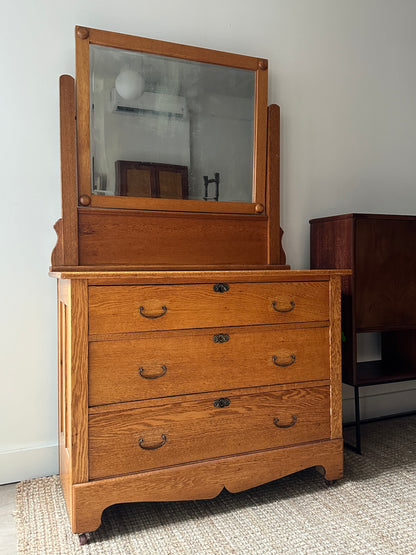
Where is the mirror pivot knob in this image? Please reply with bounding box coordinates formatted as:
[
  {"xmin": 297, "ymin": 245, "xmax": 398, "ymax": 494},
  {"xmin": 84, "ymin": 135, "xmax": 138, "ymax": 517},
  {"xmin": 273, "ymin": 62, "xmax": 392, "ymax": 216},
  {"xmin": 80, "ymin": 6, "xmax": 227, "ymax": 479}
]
[
  {"xmin": 76, "ymin": 27, "xmax": 89, "ymax": 40},
  {"xmin": 79, "ymin": 195, "xmax": 91, "ymax": 206}
]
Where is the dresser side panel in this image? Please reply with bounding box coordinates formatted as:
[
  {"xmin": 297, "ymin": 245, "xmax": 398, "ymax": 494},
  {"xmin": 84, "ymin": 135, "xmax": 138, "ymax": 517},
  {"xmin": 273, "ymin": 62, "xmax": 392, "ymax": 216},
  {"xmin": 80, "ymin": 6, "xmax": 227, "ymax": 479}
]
[
  {"xmin": 69, "ymin": 280, "xmax": 89, "ymax": 483},
  {"xmin": 329, "ymin": 275, "xmax": 343, "ymax": 439},
  {"xmin": 57, "ymin": 280, "xmax": 72, "ymax": 517}
]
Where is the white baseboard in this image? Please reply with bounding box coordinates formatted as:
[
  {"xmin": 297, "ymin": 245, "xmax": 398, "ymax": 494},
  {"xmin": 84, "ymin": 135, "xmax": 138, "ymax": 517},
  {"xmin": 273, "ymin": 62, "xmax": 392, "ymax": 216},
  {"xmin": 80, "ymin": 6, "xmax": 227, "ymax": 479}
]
[
  {"xmin": 342, "ymin": 380, "xmax": 416, "ymax": 423},
  {"xmin": 0, "ymin": 444, "xmax": 58, "ymax": 485}
]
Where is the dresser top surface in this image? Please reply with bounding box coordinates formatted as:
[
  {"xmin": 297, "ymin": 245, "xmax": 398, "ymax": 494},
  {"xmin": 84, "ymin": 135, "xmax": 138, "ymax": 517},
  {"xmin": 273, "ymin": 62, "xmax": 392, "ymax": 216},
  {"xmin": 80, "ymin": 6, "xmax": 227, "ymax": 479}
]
[{"xmin": 49, "ymin": 267, "xmax": 351, "ymax": 284}]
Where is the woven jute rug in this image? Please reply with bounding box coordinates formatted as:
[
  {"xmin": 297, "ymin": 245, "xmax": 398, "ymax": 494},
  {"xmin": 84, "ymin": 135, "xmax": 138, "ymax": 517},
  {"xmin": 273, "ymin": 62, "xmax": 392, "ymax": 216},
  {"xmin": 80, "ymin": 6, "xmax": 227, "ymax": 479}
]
[{"xmin": 16, "ymin": 415, "xmax": 416, "ymax": 554}]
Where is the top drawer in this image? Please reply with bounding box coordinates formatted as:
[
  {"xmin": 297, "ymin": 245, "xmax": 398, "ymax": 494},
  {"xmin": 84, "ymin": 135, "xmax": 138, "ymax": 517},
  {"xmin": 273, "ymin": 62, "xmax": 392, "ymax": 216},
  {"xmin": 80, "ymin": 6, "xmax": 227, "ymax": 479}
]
[{"xmin": 89, "ymin": 281, "xmax": 329, "ymax": 335}]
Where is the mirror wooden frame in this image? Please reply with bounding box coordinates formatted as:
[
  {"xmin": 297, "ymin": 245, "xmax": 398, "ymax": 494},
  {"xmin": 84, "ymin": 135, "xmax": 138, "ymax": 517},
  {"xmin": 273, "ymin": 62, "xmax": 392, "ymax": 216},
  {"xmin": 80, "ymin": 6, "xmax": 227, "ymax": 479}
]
[
  {"xmin": 76, "ymin": 26, "xmax": 268, "ymax": 215},
  {"xmin": 51, "ymin": 26, "xmax": 285, "ymax": 270}
]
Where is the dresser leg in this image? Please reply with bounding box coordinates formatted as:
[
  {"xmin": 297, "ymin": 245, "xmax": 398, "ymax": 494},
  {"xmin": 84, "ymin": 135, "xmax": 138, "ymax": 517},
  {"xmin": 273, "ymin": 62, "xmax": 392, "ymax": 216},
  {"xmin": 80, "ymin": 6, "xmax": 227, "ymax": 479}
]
[{"xmin": 79, "ymin": 533, "xmax": 89, "ymax": 546}]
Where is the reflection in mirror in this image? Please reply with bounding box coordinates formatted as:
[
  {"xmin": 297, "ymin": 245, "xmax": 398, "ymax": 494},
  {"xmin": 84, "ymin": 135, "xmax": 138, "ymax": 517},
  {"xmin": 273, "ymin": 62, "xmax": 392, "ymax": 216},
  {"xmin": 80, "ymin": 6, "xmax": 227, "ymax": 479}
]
[{"xmin": 89, "ymin": 45, "xmax": 255, "ymax": 202}]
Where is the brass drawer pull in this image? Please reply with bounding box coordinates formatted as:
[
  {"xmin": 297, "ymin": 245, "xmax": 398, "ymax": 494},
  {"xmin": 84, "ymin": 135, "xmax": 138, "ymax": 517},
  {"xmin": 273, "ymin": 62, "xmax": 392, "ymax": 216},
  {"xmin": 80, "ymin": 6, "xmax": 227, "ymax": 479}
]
[
  {"xmin": 213, "ymin": 333, "xmax": 230, "ymax": 343},
  {"xmin": 138, "ymin": 434, "xmax": 167, "ymax": 450},
  {"xmin": 213, "ymin": 283, "xmax": 230, "ymax": 293},
  {"xmin": 272, "ymin": 300, "xmax": 295, "ymax": 313},
  {"xmin": 274, "ymin": 415, "xmax": 297, "ymax": 428},
  {"xmin": 213, "ymin": 397, "xmax": 231, "ymax": 408},
  {"xmin": 272, "ymin": 354, "xmax": 296, "ymax": 367},
  {"xmin": 139, "ymin": 365, "xmax": 167, "ymax": 379},
  {"xmin": 139, "ymin": 305, "xmax": 167, "ymax": 319}
]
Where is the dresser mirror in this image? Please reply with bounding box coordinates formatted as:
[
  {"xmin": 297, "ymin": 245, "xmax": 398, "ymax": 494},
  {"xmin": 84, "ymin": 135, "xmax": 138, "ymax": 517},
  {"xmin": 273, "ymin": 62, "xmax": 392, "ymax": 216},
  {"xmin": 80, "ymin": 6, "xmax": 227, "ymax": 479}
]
[
  {"xmin": 76, "ymin": 27, "xmax": 268, "ymax": 214},
  {"xmin": 52, "ymin": 26, "xmax": 282, "ymax": 269}
]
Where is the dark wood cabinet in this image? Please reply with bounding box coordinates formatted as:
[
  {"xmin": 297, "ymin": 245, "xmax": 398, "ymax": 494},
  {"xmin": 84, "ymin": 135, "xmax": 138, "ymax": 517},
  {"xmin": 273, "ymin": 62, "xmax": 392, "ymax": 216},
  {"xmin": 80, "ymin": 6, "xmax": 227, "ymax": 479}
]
[{"xmin": 310, "ymin": 213, "xmax": 416, "ymax": 451}]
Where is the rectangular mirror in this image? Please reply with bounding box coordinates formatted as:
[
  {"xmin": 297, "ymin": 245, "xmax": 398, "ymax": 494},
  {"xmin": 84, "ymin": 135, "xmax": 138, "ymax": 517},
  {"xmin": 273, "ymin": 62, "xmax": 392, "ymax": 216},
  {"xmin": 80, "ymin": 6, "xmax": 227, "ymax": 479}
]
[{"xmin": 76, "ymin": 27, "xmax": 268, "ymax": 214}]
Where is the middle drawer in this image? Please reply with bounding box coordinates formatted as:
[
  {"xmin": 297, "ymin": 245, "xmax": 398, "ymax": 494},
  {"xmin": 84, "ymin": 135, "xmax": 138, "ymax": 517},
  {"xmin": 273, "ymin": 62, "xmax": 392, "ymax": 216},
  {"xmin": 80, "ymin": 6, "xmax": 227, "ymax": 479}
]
[{"xmin": 89, "ymin": 325, "xmax": 329, "ymax": 406}]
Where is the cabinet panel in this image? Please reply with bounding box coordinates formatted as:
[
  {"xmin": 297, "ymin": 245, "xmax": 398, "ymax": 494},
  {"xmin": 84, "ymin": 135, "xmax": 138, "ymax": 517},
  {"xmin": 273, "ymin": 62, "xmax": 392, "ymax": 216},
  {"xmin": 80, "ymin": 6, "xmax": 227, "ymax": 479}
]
[
  {"xmin": 88, "ymin": 386, "xmax": 330, "ymax": 479},
  {"xmin": 89, "ymin": 325, "xmax": 330, "ymax": 405},
  {"xmin": 355, "ymin": 217, "xmax": 416, "ymax": 330},
  {"xmin": 88, "ymin": 281, "xmax": 329, "ymax": 335}
]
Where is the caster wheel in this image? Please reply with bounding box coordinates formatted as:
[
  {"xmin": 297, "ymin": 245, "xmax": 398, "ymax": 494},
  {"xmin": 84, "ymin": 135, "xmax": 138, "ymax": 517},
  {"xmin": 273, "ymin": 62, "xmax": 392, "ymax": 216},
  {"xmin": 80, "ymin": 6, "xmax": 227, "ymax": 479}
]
[
  {"xmin": 79, "ymin": 533, "xmax": 89, "ymax": 545},
  {"xmin": 325, "ymin": 479, "xmax": 336, "ymax": 486}
]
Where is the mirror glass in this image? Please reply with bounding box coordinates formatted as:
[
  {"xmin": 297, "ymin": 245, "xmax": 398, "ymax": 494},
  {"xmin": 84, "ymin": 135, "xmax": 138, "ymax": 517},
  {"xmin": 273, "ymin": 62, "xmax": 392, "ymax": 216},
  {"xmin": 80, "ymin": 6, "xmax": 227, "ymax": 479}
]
[{"xmin": 90, "ymin": 45, "xmax": 255, "ymax": 203}]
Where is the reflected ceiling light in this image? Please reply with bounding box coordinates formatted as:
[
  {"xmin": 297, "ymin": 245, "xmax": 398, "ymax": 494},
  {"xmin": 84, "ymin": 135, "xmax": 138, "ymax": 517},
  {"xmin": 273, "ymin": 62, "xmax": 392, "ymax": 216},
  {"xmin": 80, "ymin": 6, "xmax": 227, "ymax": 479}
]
[{"xmin": 115, "ymin": 68, "xmax": 145, "ymax": 100}]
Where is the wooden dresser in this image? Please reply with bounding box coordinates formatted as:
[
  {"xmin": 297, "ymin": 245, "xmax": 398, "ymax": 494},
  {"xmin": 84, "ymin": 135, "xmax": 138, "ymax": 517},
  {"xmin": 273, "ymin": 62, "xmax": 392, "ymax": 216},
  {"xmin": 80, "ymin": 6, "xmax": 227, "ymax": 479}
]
[
  {"xmin": 50, "ymin": 26, "xmax": 345, "ymax": 542},
  {"xmin": 51, "ymin": 269, "xmax": 343, "ymax": 535}
]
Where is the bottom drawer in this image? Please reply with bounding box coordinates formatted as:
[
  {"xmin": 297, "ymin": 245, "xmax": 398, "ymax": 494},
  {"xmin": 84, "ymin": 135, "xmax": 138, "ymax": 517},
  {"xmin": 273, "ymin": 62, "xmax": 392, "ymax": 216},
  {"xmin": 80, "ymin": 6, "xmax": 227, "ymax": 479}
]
[{"xmin": 89, "ymin": 386, "xmax": 330, "ymax": 479}]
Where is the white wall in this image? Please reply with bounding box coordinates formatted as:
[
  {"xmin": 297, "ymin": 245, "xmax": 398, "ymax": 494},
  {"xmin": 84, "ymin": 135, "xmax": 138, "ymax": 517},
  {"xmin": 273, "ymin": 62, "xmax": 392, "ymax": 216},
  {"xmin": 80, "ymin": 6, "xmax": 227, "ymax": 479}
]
[{"xmin": 1, "ymin": 0, "xmax": 415, "ymax": 483}]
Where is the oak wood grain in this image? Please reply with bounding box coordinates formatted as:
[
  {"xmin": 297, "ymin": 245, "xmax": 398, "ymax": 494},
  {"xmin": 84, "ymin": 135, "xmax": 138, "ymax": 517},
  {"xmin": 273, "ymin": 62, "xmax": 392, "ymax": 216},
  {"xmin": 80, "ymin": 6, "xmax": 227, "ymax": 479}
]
[
  {"xmin": 75, "ymin": 30, "xmax": 91, "ymax": 203},
  {"xmin": 52, "ymin": 25, "xmax": 346, "ymax": 538},
  {"xmin": 57, "ymin": 294, "xmax": 72, "ymax": 516},
  {"xmin": 329, "ymin": 275, "xmax": 343, "ymax": 439},
  {"xmin": 51, "ymin": 218, "xmax": 64, "ymax": 267},
  {"xmin": 81, "ymin": 26, "xmax": 262, "ymax": 70},
  {"xmin": 88, "ymin": 380, "xmax": 330, "ymax": 415},
  {"xmin": 88, "ymin": 281, "xmax": 330, "ymax": 334},
  {"xmin": 50, "ymin": 269, "xmax": 349, "ymax": 283},
  {"xmin": 89, "ymin": 324, "xmax": 330, "ymax": 405},
  {"xmin": 88, "ymin": 386, "xmax": 330, "ymax": 479},
  {"xmin": 69, "ymin": 280, "xmax": 89, "ymax": 483},
  {"xmin": 253, "ymin": 62, "xmax": 268, "ymax": 209},
  {"xmin": 59, "ymin": 75, "xmax": 78, "ymax": 266},
  {"xmin": 78, "ymin": 209, "xmax": 269, "ymax": 267},
  {"xmin": 71, "ymin": 439, "xmax": 343, "ymax": 533},
  {"xmin": 86, "ymin": 194, "xmax": 264, "ymax": 214}
]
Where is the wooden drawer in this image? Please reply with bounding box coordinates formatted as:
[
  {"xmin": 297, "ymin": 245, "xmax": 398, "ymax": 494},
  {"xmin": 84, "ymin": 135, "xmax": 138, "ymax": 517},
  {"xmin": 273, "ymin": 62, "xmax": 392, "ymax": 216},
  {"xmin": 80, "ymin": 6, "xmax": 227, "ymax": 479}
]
[
  {"xmin": 88, "ymin": 281, "xmax": 329, "ymax": 335},
  {"xmin": 88, "ymin": 386, "xmax": 330, "ymax": 479},
  {"xmin": 89, "ymin": 325, "xmax": 330, "ymax": 406}
]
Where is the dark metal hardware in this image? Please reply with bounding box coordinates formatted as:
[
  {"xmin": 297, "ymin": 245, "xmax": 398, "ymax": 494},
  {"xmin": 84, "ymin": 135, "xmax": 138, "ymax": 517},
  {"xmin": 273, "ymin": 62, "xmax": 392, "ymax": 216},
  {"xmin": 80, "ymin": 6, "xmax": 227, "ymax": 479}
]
[
  {"xmin": 213, "ymin": 283, "xmax": 230, "ymax": 293},
  {"xmin": 274, "ymin": 415, "xmax": 297, "ymax": 428},
  {"xmin": 213, "ymin": 333, "xmax": 230, "ymax": 343},
  {"xmin": 272, "ymin": 354, "xmax": 296, "ymax": 367},
  {"xmin": 139, "ymin": 305, "xmax": 167, "ymax": 319},
  {"xmin": 214, "ymin": 397, "xmax": 231, "ymax": 408},
  {"xmin": 139, "ymin": 365, "xmax": 167, "ymax": 379},
  {"xmin": 272, "ymin": 300, "xmax": 295, "ymax": 313},
  {"xmin": 138, "ymin": 434, "xmax": 167, "ymax": 450}
]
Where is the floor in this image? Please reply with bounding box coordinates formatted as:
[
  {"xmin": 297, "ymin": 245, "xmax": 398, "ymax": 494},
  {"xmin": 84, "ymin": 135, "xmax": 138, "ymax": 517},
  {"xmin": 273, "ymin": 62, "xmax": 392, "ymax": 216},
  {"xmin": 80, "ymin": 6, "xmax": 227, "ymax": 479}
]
[{"xmin": 0, "ymin": 483, "xmax": 17, "ymax": 555}]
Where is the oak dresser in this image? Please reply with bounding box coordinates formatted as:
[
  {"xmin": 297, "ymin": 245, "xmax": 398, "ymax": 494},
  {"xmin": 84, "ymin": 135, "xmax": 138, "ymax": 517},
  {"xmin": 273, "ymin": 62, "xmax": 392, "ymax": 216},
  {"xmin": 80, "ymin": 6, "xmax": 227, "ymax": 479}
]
[{"xmin": 50, "ymin": 26, "xmax": 346, "ymax": 542}]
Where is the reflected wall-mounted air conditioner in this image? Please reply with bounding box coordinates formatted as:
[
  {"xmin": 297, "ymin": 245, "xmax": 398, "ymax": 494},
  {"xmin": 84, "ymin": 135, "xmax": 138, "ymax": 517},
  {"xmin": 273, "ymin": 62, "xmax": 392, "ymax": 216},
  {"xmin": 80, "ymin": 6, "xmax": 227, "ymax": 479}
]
[{"xmin": 110, "ymin": 89, "xmax": 187, "ymax": 119}]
